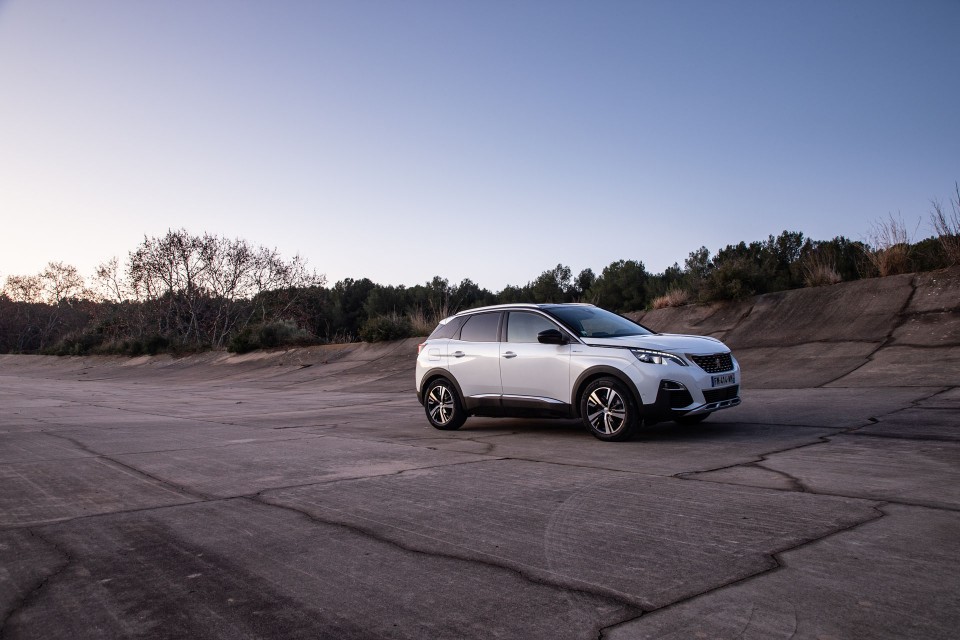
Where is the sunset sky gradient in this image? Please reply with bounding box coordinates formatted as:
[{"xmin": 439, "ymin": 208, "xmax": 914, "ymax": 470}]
[{"xmin": 1, "ymin": 0, "xmax": 958, "ymax": 290}]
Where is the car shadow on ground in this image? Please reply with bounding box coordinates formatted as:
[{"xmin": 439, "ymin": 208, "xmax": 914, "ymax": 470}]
[{"xmin": 454, "ymin": 416, "xmax": 752, "ymax": 443}]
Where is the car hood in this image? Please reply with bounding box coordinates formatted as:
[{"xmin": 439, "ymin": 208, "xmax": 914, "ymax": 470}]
[{"xmin": 582, "ymin": 333, "xmax": 729, "ymax": 354}]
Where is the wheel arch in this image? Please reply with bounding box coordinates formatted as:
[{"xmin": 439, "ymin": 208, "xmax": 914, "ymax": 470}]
[
  {"xmin": 571, "ymin": 366, "xmax": 644, "ymax": 418},
  {"xmin": 418, "ymin": 368, "xmax": 465, "ymax": 406}
]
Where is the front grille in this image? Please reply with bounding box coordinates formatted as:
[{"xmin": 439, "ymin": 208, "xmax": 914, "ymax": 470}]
[
  {"xmin": 703, "ymin": 385, "xmax": 739, "ymax": 403},
  {"xmin": 690, "ymin": 352, "xmax": 734, "ymax": 373}
]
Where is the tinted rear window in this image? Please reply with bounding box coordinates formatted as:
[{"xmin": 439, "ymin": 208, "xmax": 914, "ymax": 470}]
[
  {"xmin": 458, "ymin": 312, "xmax": 501, "ymax": 342},
  {"xmin": 428, "ymin": 316, "xmax": 467, "ymax": 340}
]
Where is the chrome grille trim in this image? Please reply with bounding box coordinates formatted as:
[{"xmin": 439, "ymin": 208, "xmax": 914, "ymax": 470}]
[{"xmin": 690, "ymin": 352, "xmax": 734, "ymax": 373}]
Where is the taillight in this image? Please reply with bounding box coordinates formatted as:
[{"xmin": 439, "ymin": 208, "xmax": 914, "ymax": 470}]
[{"xmin": 417, "ymin": 342, "xmax": 426, "ymax": 354}]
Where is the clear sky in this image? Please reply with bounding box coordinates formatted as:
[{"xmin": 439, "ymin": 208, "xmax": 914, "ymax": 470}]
[{"xmin": 1, "ymin": 0, "xmax": 958, "ymax": 291}]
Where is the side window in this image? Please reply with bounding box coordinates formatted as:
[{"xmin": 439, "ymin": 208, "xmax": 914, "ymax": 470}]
[
  {"xmin": 428, "ymin": 316, "xmax": 467, "ymax": 340},
  {"xmin": 507, "ymin": 312, "xmax": 560, "ymax": 343},
  {"xmin": 458, "ymin": 313, "xmax": 501, "ymax": 342}
]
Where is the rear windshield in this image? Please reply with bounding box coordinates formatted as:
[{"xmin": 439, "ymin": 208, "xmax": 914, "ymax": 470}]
[
  {"xmin": 427, "ymin": 315, "xmax": 467, "ymax": 340},
  {"xmin": 544, "ymin": 306, "xmax": 653, "ymax": 339}
]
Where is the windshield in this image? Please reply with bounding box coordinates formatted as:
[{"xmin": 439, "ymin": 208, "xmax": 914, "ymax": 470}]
[{"xmin": 543, "ymin": 305, "xmax": 653, "ymax": 338}]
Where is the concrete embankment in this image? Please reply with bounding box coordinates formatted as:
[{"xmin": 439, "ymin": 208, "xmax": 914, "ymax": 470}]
[
  {"xmin": 631, "ymin": 266, "xmax": 960, "ymax": 388},
  {"xmin": 1, "ymin": 266, "xmax": 958, "ymax": 390},
  {"xmin": 0, "ymin": 338, "xmax": 424, "ymax": 393}
]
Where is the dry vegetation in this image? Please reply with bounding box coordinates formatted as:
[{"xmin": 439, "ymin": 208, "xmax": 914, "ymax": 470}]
[
  {"xmin": 864, "ymin": 214, "xmax": 915, "ymax": 277},
  {"xmin": 800, "ymin": 251, "xmax": 842, "ymax": 287},
  {"xmin": 651, "ymin": 288, "xmax": 691, "ymax": 309},
  {"xmin": 930, "ymin": 183, "xmax": 960, "ymax": 265}
]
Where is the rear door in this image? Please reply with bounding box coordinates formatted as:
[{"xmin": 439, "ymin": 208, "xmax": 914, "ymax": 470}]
[{"xmin": 447, "ymin": 312, "xmax": 503, "ymax": 399}]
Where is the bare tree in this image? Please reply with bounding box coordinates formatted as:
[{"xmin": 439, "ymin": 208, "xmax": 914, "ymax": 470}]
[
  {"xmin": 1, "ymin": 263, "xmax": 94, "ymax": 351},
  {"xmin": 2, "ymin": 274, "xmax": 43, "ymax": 303},
  {"xmin": 40, "ymin": 262, "xmax": 89, "ymax": 303},
  {"xmin": 94, "ymin": 257, "xmax": 132, "ymax": 302},
  {"xmin": 122, "ymin": 229, "xmax": 325, "ymax": 348}
]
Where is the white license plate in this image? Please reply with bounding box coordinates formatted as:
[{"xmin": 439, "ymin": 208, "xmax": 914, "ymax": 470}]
[{"xmin": 711, "ymin": 373, "xmax": 736, "ymax": 387}]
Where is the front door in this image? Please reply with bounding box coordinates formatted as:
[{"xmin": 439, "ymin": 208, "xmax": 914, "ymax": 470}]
[{"xmin": 498, "ymin": 311, "xmax": 571, "ymax": 404}]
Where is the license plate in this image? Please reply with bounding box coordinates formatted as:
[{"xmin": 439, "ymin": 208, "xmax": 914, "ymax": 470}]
[{"xmin": 712, "ymin": 373, "xmax": 736, "ymax": 387}]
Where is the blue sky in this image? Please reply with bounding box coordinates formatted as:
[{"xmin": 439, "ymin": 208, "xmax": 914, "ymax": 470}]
[{"xmin": 1, "ymin": 0, "xmax": 958, "ymax": 291}]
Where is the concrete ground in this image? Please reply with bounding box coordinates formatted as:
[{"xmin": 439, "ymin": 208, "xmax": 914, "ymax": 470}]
[{"xmin": 1, "ymin": 343, "xmax": 958, "ymax": 639}]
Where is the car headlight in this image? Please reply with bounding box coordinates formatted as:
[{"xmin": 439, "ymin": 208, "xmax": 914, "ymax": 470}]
[{"xmin": 630, "ymin": 349, "xmax": 688, "ymax": 366}]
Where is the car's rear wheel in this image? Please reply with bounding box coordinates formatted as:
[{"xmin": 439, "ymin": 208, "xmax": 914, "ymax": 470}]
[
  {"xmin": 580, "ymin": 377, "xmax": 638, "ymax": 441},
  {"xmin": 675, "ymin": 412, "xmax": 710, "ymax": 426},
  {"xmin": 424, "ymin": 378, "xmax": 466, "ymax": 430}
]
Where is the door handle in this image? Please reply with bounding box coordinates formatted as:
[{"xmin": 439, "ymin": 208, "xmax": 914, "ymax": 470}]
[
  {"xmin": 452, "ymin": 351, "xmax": 465, "ymax": 358},
  {"xmin": 502, "ymin": 351, "xmax": 517, "ymax": 359}
]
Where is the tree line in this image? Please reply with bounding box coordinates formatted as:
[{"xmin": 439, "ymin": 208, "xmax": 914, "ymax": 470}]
[{"xmin": 2, "ymin": 192, "xmax": 958, "ymax": 356}]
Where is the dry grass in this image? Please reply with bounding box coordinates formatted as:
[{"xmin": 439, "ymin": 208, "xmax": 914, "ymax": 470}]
[
  {"xmin": 931, "ymin": 183, "xmax": 960, "ymax": 265},
  {"xmin": 801, "ymin": 252, "xmax": 842, "ymax": 287},
  {"xmin": 651, "ymin": 288, "xmax": 691, "ymax": 309},
  {"xmin": 865, "ymin": 214, "xmax": 915, "ymax": 276},
  {"xmin": 408, "ymin": 307, "xmax": 441, "ymax": 336}
]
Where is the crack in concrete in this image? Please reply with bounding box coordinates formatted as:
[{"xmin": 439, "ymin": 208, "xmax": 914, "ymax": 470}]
[
  {"xmin": 42, "ymin": 432, "xmax": 213, "ymax": 502},
  {"xmin": 0, "ymin": 529, "xmax": 72, "ymax": 637},
  {"xmin": 0, "ymin": 458, "xmax": 503, "ymax": 532},
  {"xmin": 746, "ymin": 461, "xmax": 811, "ymax": 492},
  {"xmin": 841, "ymin": 385, "xmax": 957, "ymax": 440},
  {"xmin": 674, "ymin": 433, "xmax": 836, "ymax": 482},
  {"xmin": 676, "ymin": 431, "xmax": 960, "ymax": 512},
  {"xmin": 679, "ymin": 382, "xmax": 957, "ymax": 494},
  {"xmin": 246, "ymin": 494, "xmax": 648, "ymax": 618},
  {"xmin": 817, "ymin": 274, "xmax": 920, "ymax": 388},
  {"xmin": 846, "ymin": 432, "xmax": 960, "ymax": 443},
  {"xmin": 249, "ymin": 457, "xmax": 504, "ymax": 497},
  {"xmin": 596, "ymin": 503, "xmax": 888, "ymax": 638},
  {"xmin": 860, "ymin": 386, "xmax": 954, "ymax": 422}
]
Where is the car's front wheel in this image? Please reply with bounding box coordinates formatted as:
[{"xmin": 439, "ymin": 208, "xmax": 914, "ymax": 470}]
[
  {"xmin": 580, "ymin": 377, "xmax": 639, "ymax": 441},
  {"xmin": 424, "ymin": 378, "xmax": 467, "ymax": 430}
]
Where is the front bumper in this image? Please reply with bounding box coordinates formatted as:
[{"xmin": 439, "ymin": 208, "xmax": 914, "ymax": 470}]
[{"xmin": 643, "ymin": 379, "xmax": 741, "ymax": 424}]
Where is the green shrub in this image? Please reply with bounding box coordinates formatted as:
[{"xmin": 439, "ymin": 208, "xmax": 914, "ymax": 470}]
[
  {"xmin": 702, "ymin": 257, "xmax": 765, "ymax": 301},
  {"xmin": 360, "ymin": 313, "xmax": 413, "ymax": 342},
  {"xmin": 144, "ymin": 334, "xmax": 170, "ymax": 355},
  {"xmin": 228, "ymin": 320, "xmax": 314, "ymax": 353},
  {"xmin": 228, "ymin": 329, "xmax": 258, "ymax": 354},
  {"xmin": 45, "ymin": 330, "xmax": 103, "ymax": 356}
]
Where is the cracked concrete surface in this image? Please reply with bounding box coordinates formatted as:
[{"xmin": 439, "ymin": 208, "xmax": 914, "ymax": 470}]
[{"xmin": 1, "ymin": 268, "xmax": 959, "ymax": 638}]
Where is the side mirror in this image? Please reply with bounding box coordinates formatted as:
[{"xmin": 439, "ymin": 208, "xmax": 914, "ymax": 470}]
[{"xmin": 537, "ymin": 329, "xmax": 568, "ymax": 345}]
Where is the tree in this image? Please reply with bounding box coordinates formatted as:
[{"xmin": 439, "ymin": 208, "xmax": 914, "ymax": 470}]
[
  {"xmin": 529, "ymin": 264, "xmax": 573, "ymax": 303},
  {"xmin": 587, "ymin": 260, "xmax": 649, "ymax": 312},
  {"xmin": 573, "ymin": 268, "xmax": 596, "ymax": 301},
  {"xmin": 122, "ymin": 229, "xmax": 325, "ymax": 348}
]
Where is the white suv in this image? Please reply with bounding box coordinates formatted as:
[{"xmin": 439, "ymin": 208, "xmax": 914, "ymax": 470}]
[{"xmin": 415, "ymin": 303, "xmax": 740, "ymax": 441}]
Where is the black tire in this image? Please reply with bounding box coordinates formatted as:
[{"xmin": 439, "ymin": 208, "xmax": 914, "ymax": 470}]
[
  {"xmin": 675, "ymin": 412, "xmax": 710, "ymax": 426},
  {"xmin": 423, "ymin": 378, "xmax": 467, "ymax": 431},
  {"xmin": 580, "ymin": 377, "xmax": 639, "ymax": 441}
]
